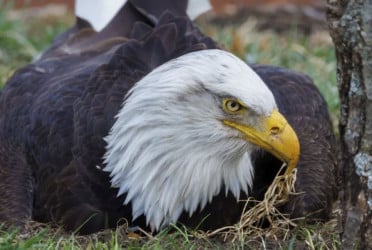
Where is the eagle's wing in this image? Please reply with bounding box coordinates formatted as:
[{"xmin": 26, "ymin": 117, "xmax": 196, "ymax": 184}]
[{"xmin": 251, "ymin": 65, "xmax": 338, "ymax": 220}]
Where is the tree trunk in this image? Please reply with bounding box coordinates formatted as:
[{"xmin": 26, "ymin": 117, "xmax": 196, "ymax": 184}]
[{"xmin": 327, "ymin": 0, "xmax": 372, "ymax": 249}]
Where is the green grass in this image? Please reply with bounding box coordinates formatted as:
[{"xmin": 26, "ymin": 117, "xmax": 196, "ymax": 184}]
[
  {"xmin": 0, "ymin": 224, "xmax": 124, "ymax": 249},
  {"xmin": 1, "ymin": 221, "xmax": 340, "ymax": 249},
  {"xmin": 0, "ymin": 1, "xmax": 72, "ymax": 88},
  {"xmin": 0, "ymin": 5, "xmax": 340, "ymax": 250}
]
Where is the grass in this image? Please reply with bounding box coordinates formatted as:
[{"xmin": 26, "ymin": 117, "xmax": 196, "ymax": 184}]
[
  {"xmin": 0, "ymin": 4, "xmax": 340, "ymax": 250},
  {"xmin": 0, "ymin": 1, "xmax": 72, "ymax": 88},
  {"xmin": 1, "ymin": 220, "xmax": 341, "ymax": 249}
]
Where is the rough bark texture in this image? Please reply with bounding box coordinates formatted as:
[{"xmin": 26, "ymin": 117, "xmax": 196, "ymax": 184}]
[{"xmin": 327, "ymin": 0, "xmax": 372, "ymax": 249}]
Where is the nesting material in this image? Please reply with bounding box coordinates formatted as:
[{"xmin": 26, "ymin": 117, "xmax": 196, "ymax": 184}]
[{"xmin": 204, "ymin": 165, "xmax": 299, "ymax": 242}]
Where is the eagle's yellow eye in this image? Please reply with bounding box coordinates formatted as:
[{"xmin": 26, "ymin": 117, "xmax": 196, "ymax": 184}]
[{"xmin": 224, "ymin": 99, "xmax": 242, "ymax": 113}]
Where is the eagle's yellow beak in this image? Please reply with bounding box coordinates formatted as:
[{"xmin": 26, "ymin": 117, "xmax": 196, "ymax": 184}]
[{"xmin": 223, "ymin": 110, "xmax": 300, "ymax": 175}]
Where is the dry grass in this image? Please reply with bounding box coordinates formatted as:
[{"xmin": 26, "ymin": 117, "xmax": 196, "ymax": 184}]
[{"xmin": 200, "ymin": 166, "xmax": 299, "ymax": 243}]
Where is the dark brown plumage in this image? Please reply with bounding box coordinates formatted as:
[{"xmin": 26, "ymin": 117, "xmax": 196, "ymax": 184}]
[{"xmin": 0, "ymin": 0, "xmax": 337, "ymax": 234}]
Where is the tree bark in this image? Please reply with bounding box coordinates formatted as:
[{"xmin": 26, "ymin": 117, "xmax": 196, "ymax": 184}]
[{"xmin": 327, "ymin": 0, "xmax": 372, "ymax": 249}]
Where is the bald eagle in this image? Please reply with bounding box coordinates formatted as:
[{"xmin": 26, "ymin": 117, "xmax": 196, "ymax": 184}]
[{"xmin": 0, "ymin": 0, "xmax": 337, "ymax": 234}]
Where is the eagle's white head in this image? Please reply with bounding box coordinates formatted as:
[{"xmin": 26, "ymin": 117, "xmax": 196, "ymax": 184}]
[{"xmin": 103, "ymin": 49, "xmax": 299, "ymax": 231}]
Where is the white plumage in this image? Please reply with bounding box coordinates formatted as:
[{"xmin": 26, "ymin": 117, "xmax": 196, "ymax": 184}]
[
  {"xmin": 76, "ymin": 0, "xmax": 127, "ymax": 31},
  {"xmin": 76, "ymin": 0, "xmax": 212, "ymax": 31},
  {"xmin": 103, "ymin": 49, "xmax": 277, "ymax": 230}
]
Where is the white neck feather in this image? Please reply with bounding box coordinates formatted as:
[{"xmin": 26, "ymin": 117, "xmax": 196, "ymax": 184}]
[{"xmin": 103, "ymin": 50, "xmax": 275, "ymax": 230}]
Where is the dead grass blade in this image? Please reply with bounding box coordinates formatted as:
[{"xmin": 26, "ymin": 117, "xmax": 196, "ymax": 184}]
[{"xmin": 200, "ymin": 165, "xmax": 300, "ymax": 243}]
